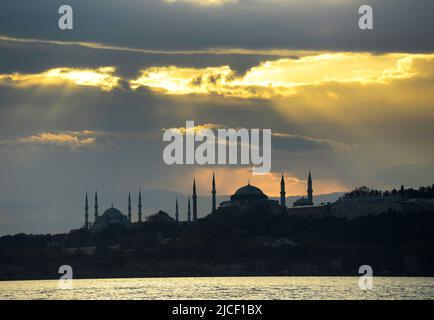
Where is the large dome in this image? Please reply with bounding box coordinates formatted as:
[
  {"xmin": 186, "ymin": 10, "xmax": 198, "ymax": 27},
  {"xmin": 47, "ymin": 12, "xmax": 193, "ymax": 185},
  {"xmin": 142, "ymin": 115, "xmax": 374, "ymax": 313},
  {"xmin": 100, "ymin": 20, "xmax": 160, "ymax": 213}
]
[
  {"xmin": 102, "ymin": 207, "xmax": 124, "ymax": 218},
  {"xmin": 231, "ymin": 184, "xmax": 268, "ymax": 201},
  {"xmin": 93, "ymin": 206, "xmax": 129, "ymax": 232}
]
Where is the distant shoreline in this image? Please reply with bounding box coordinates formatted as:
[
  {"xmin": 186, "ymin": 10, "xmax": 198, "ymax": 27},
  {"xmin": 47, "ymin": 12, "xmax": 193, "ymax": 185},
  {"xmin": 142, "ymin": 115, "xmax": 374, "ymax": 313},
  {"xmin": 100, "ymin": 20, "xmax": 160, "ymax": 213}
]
[{"xmin": 2, "ymin": 273, "xmax": 433, "ymax": 282}]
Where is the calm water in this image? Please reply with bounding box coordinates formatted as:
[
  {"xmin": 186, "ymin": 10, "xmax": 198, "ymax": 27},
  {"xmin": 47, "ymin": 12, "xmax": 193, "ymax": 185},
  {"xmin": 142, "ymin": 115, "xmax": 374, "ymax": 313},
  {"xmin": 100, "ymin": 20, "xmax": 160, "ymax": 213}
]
[{"xmin": 0, "ymin": 277, "xmax": 433, "ymax": 300}]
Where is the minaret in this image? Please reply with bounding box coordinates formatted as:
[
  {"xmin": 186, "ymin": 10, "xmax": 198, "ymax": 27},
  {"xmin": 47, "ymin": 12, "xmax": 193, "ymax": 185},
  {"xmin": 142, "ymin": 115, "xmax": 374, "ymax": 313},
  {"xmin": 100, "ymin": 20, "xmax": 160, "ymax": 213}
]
[
  {"xmin": 187, "ymin": 197, "xmax": 191, "ymax": 223},
  {"xmin": 192, "ymin": 178, "xmax": 198, "ymax": 222},
  {"xmin": 94, "ymin": 190, "xmax": 99, "ymax": 221},
  {"xmin": 175, "ymin": 198, "xmax": 179, "ymax": 224},
  {"xmin": 307, "ymin": 170, "xmax": 313, "ymax": 205},
  {"xmin": 211, "ymin": 173, "xmax": 217, "ymax": 213},
  {"xmin": 127, "ymin": 192, "xmax": 132, "ymax": 222},
  {"xmin": 138, "ymin": 189, "xmax": 143, "ymax": 223},
  {"xmin": 84, "ymin": 192, "xmax": 89, "ymax": 230},
  {"xmin": 280, "ymin": 173, "xmax": 286, "ymax": 208}
]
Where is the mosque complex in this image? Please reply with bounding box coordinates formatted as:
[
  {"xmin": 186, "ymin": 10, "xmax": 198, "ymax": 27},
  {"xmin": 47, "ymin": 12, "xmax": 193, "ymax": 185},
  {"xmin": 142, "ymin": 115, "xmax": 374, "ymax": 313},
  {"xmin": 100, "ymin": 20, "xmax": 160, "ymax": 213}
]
[{"xmin": 83, "ymin": 172, "xmax": 315, "ymax": 232}]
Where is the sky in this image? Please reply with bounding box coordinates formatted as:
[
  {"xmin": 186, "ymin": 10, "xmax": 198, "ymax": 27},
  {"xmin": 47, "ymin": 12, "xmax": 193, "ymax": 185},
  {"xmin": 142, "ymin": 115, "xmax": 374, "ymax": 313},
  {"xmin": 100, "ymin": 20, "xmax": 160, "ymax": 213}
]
[{"xmin": 1, "ymin": 0, "xmax": 434, "ymax": 235}]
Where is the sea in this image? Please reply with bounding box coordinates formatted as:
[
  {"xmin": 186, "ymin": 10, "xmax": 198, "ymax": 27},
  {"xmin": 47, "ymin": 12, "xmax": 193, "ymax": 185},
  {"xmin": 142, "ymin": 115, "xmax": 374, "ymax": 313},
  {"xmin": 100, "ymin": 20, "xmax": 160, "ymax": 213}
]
[{"xmin": 0, "ymin": 276, "xmax": 433, "ymax": 300}]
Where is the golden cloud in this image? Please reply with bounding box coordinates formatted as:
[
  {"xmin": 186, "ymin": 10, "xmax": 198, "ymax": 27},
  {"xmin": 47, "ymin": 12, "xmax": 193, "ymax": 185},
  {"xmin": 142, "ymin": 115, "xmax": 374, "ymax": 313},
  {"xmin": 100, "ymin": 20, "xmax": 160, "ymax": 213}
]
[
  {"xmin": 1, "ymin": 52, "xmax": 433, "ymax": 101},
  {"xmin": 18, "ymin": 131, "xmax": 97, "ymax": 149},
  {"xmin": 0, "ymin": 130, "xmax": 107, "ymax": 152},
  {"xmin": 130, "ymin": 66, "xmax": 235, "ymax": 94},
  {"xmin": 129, "ymin": 53, "xmax": 434, "ymax": 98},
  {"xmin": 0, "ymin": 67, "xmax": 120, "ymax": 91},
  {"xmin": 0, "ymin": 131, "xmax": 147, "ymax": 152},
  {"xmin": 164, "ymin": 123, "xmax": 226, "ymax": 135}
]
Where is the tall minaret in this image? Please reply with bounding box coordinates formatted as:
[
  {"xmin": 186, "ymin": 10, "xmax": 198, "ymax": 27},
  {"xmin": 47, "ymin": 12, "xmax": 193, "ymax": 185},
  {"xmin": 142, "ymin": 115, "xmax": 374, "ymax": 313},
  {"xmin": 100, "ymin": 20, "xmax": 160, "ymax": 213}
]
[
  {"xmin": 175, "ymin": 198, "xmax": 179, "ymax": 224},
  {"xmin": 307, "ymin": 170, "xmax": 313, "ymax": 205},
  {"xmin": 192, "ymin": 178, "xmax": 198, "ymax": 222},
  {"xmin": 187, "ymin": 197, "xmax": 192, "ymax": 223},
  {"xmin": 127, "ymin": 192, "xmax": 132, "ymax": 222},
  {"xmin": 94, "ymin": 190, "xmax": 99, "ymax": 221},
  {"xmin": 84, "ymin": 192, "xmax": 89, "ymax": 230},
  {"xmin": 211, "ymin": 173, "xmax": 217, "ymax": 213},
  {"xmin": 280, "ymin": 173, "xmax": 286, "ymax": 208},
  {"xmin": 138, "ymin": 189, "xmax": 143, "ymax": 222}
]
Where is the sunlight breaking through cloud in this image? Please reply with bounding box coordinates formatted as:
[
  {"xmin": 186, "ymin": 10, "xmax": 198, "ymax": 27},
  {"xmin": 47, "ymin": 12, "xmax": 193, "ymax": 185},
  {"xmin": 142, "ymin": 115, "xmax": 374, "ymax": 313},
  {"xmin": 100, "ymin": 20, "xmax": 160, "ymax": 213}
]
[
  {"xmin": 1, "ymin": 53, "xmax": 434, "ymax": 99},
  {"xmin": 0, "ymin": 67, "xmax": 120, "ymax": 91},
  {"xmin": 130, "ymin": 53, "xmax": 434, "ymax": 98}
]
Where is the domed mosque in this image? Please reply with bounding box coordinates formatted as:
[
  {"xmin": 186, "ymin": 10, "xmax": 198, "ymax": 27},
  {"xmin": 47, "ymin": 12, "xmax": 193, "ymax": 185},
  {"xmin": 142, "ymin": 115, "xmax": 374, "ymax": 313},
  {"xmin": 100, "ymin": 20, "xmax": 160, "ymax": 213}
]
[
  {"xmin": 219, "ymin": 182, "xmax": 281, "ymax": 213},
  {"xmin": 92, "ymin": 206, "xmax": 130, "ymax": 233},
  {"xmin": 218, "ymin": 171, "xmax": 315, "ymax": 211},
  {"xmin": 83, "ymin": 191, "xmax": 143, "ymax": 232},
  {"xmin": 83, "ymin": 171, "xmax": 315, "ymax": 231}
]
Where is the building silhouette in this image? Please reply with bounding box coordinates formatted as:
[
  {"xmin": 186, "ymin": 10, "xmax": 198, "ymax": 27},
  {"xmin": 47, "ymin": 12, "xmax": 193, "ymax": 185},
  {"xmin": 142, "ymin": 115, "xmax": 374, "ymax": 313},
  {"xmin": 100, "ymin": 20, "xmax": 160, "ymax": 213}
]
[
  {"xmin": 175, "ymin": 198, "xmax": 179, "ymax": 224},
  {"xmin": 293, "ymin": 171, "xmax": 314, "ymax": 207},
  {"xmin": 127, "ymin": 192, "xmax": 132, "ymax": 222},
  {"xmin": 83, "ymin": 170, "xmax": 434, "ymax": 233},
  {"xmin": 187, "ymin": 197, "xmax": 192, "ymax": 222},
  {"xmin": 83, "ymin": 171, "xmax": 316, "ymax": 231},
  {"xmin": 280, "ymin": 173, "xmax": 286, "ymax": 208},
  {"xmin": 138, "ymin": 189, "xmax": 143, "ymax": 223},
  {"xmin": 192, "ymin": 179, "xmax": 198, "ymax": 222},
  {"xmin": 94, "ymin": 191, "xmax": 99, "ymax": 220},
  {"xmin": 84, "ymin": 192, "xmax": 89, "ymax": 230},
  {"xmin": 83, "ymin": 189, "xmax": 144, "ymax": 232},
  {"xmin": 219, "ymin": 183, "xmax": 281, "ymax": 213},
  {"xmin": 92, "ymin": 205, "xmax": 130, "ymax": 233},
  {"xmin": 212, "ymin": 173, "xmax": 217, "ymax": 213}
]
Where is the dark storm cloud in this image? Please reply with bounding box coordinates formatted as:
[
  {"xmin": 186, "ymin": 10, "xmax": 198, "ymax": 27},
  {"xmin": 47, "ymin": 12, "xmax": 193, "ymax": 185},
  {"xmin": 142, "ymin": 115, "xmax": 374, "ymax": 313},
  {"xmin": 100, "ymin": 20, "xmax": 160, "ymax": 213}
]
[
  {"xmin": 0, "ymin": 0, "xmax": 433, "ymax": 53},
  {"xmin": 0, "ymin": 39, "xmax": 281, "ymax": 77}
]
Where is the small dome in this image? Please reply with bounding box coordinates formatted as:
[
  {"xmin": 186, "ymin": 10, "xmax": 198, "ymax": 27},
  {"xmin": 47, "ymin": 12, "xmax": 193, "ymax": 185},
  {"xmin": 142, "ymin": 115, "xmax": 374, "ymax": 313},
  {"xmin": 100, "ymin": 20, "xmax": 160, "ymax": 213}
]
[{"xmin": 293, "ymin": 197, "xmax": 312, "ymax": 207}]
